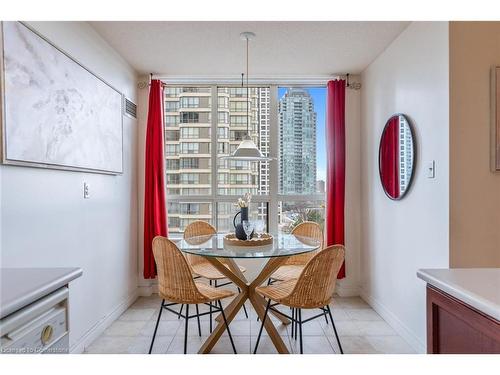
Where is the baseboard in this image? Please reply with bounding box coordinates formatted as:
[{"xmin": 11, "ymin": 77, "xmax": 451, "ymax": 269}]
[
  {"xmin": 335, "ymin": 282, "xmax": 360, "ymax": 297},
  {"xmin": 69, "ymin": 288, "xmax": 139, "ymax": 353},
  {"xmin": 137, "ymin": 284, "xmax": 154, "ymax": 297},
  {"xmin": 360, "ymin": 290, "xmax": 426, "ymax": 353}
]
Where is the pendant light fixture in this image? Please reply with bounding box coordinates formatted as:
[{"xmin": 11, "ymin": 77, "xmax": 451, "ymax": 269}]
[{"xmin": 221, "ymin": 32, "xmax": 273, "ymax": 161}]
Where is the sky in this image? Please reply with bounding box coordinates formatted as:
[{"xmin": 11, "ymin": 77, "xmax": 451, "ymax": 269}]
[{"xmin": 278, "ymin": 87, "xmax": 327, "ymax": 181}]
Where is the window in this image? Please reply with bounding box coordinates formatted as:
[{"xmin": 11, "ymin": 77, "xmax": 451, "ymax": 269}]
[
  {"xmin": 166, "ymin": 159, "xmax": 179, "ymax": 170},
  {"xmin": 278, "ymin": 200, "xmax": 325, "ymax": 233},
  {"xmin": 180, "ymin": 173, "xmax": 200, "ymax": 185},
  {"xmin": 218, "ymin": 96, "xmax": 229, "ymax": 109},
  {"xmin": 230, "ymin": 130, "xmax": 246, "ymax": 141},
  {"xmin": 218, "ymin": 112, "xmax": 229, "ymax": 124},
  {"xmin": 180, "ymin": 158, "xmax": 200, "ymax": 169},
  {"xmin": 230, "ymin": 115, "xmax": 248, "ymax": 125},
  {"xmin": 218, "ymin": 87, "xmax": 269, "ymax": 199},
  {"xmin": 230, "ymin": 101, "xmax": 249, "ymax": 112},
  {"xmin": 218, "ymin": 127, "xmax": 228, "ymax": 139},
  {"xmin": 165, "ymin": 115, "xmax": 179, "ymax": 127},
  {"xmin": 165, "ymin": 87, "xmax": 181, "ymax": 97},
  {"xmin": 165, "ymin": 87, "xmax": 212, "ymax": 199},
  {"xmin": 164, "ymin": 85, "xmax": 325, "ymax": 234},
  {"xmin": 180, "ymin": 127, "xmax": 200, "ymax": 139},
  {"xmin": 180, "ymin": 97, "xmax": 200, "ymax": 108},
  {"xmin": 165, "ymin": 130, "xmax": 179, "ymax": 141},
  {"xmin": 165, "ymin": 144, "xmax": 179, "ymax": 156},
  {"xmin": 166, "ymin": 174, "xmax": 180, "ymax": 185},
  {"xmin": 217, "ymin": 142, "xmax": 228, "ymax": 154},
  {"xmin": 181, "ymin": 112, "xmax": 199, "ymax": 123},
  {"xmin": 168, "ymin": 202, "xmax": 213, "ymax": 232},
  {"xmin": 165, "ymin": 101, "xmax": 179, "ymax": 112},
  {"xmin": 277, "ymin": 87, "xmax": 326, "ymax": 233}
]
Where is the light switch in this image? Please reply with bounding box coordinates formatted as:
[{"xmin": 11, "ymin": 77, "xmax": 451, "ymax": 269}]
[
  {"xmin": 83, "ymin": 182, "xmax": 90, "ymax": 199},
  {"xmin": 426, "ymin": 161, "xmax": 435, "ymax": 178}
]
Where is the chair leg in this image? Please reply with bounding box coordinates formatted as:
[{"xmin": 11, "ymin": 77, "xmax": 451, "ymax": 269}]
[
  {"xmin": 326, "ymin": 305, "xmax": 343, "ymax": 354},
  {"xmin": 195, "ymin": 304, "xmax": 202, "ymax": 337},
  {"xmin": 178, "ymin": 304, "xmax": 183, "ymax": 320},
  {"xmin": 323, "ymin": 307, "xmax": 329, "ymax": 325},
  {"xmin": 149, "ymin": 299, "xmax": 164, "ymax": 354},
  {"xmin": 183, "ymin": 304, "xmax": 190, "ymax": 354},
  {"xmin": 209, "ymin": 280, "xmax": 213, "ymax": 332},
  {"xmin": 209, "ymin": 301, "xmax": 213, "ymax": 333},
  {"xmin": 253, "ymin": 299, "xmax": 271, "ymax": 354},
  {"xmin": 237, "ymin": 287, "xmax": 249, "ymax": 318},
  {"xmin": 291, "ymin": 308, "xmax": 295, "ymax": 338},
  {"xmin": 292, "ymin": 309, "xmax": 299, "ymax": 341},
  {"xmin": 298, "ymin": 308, "xmax": 303, "ymax": 354},
  {"xmin": 218, "ymin": 300, "xmax": 237, "ymax": 354}
]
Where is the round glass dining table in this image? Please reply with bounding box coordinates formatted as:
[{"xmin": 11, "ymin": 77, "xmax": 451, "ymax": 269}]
[{"xmin": 175, "ymin": 233, "xmax": 320, "ymax": 354}]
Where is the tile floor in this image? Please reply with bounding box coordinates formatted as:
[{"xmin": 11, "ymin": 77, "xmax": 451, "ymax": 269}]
[{"xmin": 84, "ymin": 293, "xmax": 415, "ymax": 354}]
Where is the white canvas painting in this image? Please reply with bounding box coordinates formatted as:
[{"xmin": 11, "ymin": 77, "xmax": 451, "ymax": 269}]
[{"xmin": 1, "ymin": 22, "xmax": 123, "ymax": 174}]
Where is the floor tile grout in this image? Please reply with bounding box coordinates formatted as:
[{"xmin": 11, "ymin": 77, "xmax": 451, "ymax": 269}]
[{"xmin": 85, "ymin": 295, "xmax": 415, "ymax": 354}]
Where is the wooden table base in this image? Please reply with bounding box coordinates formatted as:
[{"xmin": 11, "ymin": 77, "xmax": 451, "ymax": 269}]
[{"xmin": 199, "ymin": 256, "xmax": 291, "ymax": 354}]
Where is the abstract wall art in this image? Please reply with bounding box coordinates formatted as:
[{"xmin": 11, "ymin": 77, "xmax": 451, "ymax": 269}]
[{"xmin": 1, "ymin": 21, "xmax": 123, "ymax": 174}]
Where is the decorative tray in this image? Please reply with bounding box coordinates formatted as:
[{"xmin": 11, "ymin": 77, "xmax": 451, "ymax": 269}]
[{"xmin": 223, "ymin": 233, "xmax": 273, "ymax": 247}]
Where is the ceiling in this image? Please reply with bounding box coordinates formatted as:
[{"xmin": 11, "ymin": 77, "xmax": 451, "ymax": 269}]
[{"xmin": 89, "ymin": 21, "xmax": 409, "ymax": 77}]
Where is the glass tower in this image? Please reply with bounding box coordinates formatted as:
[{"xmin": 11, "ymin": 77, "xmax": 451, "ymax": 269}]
[{"xmin": 278, "ymin": 88, "xmax": 317, "ymax": 194}]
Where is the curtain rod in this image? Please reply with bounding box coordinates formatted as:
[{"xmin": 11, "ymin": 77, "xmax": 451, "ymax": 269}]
[
  {"xmin": 142, "ymin": 73, "xmax": 358, "ymax": 88},
  {"xmin": 150, "ymin": 74, "xmax": 345, "ymax": 84}
]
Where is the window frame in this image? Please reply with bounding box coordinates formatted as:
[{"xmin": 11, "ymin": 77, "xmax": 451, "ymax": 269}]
[{"xmin": 165, "ymin": 84, "xmax": 326, "ymax": 234}]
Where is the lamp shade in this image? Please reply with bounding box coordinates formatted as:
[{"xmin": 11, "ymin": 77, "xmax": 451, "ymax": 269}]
[{"xmin": 220, "ymin": 135, "xmax": 273, "ymax": 161}]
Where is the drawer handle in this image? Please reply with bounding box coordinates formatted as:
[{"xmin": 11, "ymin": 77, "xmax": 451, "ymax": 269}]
[{"xmin": 41, "ymin": 325, "xmax": 54, "ymax": 345}]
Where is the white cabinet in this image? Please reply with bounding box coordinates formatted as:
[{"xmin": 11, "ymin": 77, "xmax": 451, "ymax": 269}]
[
  {"xmin": 1, "ymin": 287, "xmax": 69, "ymax": 354},
  {"xmin": 0, "ymin": 268, "xmax": 82, "ymax": 354}
]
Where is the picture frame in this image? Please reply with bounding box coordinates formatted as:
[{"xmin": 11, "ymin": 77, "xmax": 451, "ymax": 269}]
[
  {"xmin": 0, "ymin": 21, "xmax": 124, "ymax": 175},
  {"xmin": 491, "ymin": 66, "xmax": 500, "ymax": 172}
]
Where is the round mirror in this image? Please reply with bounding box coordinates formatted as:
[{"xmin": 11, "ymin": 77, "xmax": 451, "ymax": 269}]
[{"xmin": 379, "ymin": 114, "xmax": 415, "ymax": 200}]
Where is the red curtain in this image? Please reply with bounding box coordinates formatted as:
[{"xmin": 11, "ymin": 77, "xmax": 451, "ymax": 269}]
[
  {"xmin": 326, "ymin": 79, "xmax": 346, "ymax": 279},
  {"xmin": 380, "ymin": 117, "xmax": 400, "ymax": 198},
  {"xmin": 143, "ymin": 80, "xmax": 168, "ymax": 279}
]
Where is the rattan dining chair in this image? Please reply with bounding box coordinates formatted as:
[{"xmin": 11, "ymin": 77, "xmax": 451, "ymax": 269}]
[
  {"xmin": 149, "ymin": 236, "xmax": 237, "ymax": 354},
  {"xmin": 269, "ymin": 221, "xmax": 323, "ymax": 283},
  {"xmin": 182, "ymin": 220, "xmax": 248, "ymax": 330},
  {"xmin": 254, "ymin": 245, "xmax": 345, "ymax": 354}
]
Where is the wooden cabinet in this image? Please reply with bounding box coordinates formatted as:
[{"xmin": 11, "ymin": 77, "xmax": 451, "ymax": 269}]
[{"xmin": 426, "ymin": 285, "xmax": 500, "ymax": 354}]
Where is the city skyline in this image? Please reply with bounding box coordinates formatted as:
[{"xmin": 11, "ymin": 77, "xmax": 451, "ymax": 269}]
[
  {"xmin": 163, "ymin": 86, "xmax": 326, "ymax": 233},
  {"xmin": 279, "ymin": 88, "xmax": 318, "ymax": 194},
  {"xmin": 279, "ymin": 87, "xmax": 326, "ymax": 182}
]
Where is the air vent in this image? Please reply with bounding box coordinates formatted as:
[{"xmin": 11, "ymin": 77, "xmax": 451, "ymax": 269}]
[{"xmin": 124, "ymin": 97, "xmax": 137, "ymax": 119}]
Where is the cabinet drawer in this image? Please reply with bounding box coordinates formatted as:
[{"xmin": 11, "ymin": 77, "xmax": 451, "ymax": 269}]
[
  {"xmin": 1, "ymin": 287, "xmax": 68, "ymax": 354},
  {"xmin": 1, "ymin": 306, "xmax": 67, "ymax": 353}
]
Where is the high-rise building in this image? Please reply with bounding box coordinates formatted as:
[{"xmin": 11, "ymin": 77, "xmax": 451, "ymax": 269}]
[
  {"xmin": 258, "ymin": 88, "xmax": 270, "ymax": 195},
  {"xmin": 316, "ymin": 180, "xmax": 325, "ymax": 194},
  {"xmin": 399, "ymin": 117, "xmax": 414, "ymax": 192},
  {"xmin": 164, "ymin": 86, "xmax": 270, "ymax": 233},
  {"xmin": 164, "ymin": 87, "xmax": 212, "ymax": 232},
  {"xmin": 278, "ymin": 88, "xmax": 317, "ymax": 194}
]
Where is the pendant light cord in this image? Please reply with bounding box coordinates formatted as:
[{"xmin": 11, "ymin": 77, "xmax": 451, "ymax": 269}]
[{"xmin": 246, "ymin": 36, "xmax": 250, "ymax": 137}]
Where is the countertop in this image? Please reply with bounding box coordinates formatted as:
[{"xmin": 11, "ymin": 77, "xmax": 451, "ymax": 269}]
[
  {"xmin": 417, "ymin": 268, "xmax": 500, "ymax": 321},
  {"xmin": 0, "ymin": 268, "xmax": 83, "ymax": 319}
]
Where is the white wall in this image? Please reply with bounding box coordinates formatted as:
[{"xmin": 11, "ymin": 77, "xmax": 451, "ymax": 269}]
[
  {"xmin": 360, "ymin": 22, "xmax": 449, "ymax": 352},
  {"xmin": 0, "ymin": 21, "xmax": 139, "ymax": 352},
  {"xmin": 337, "ymin": 82, "xmax": 362, "ymax": 296}
]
